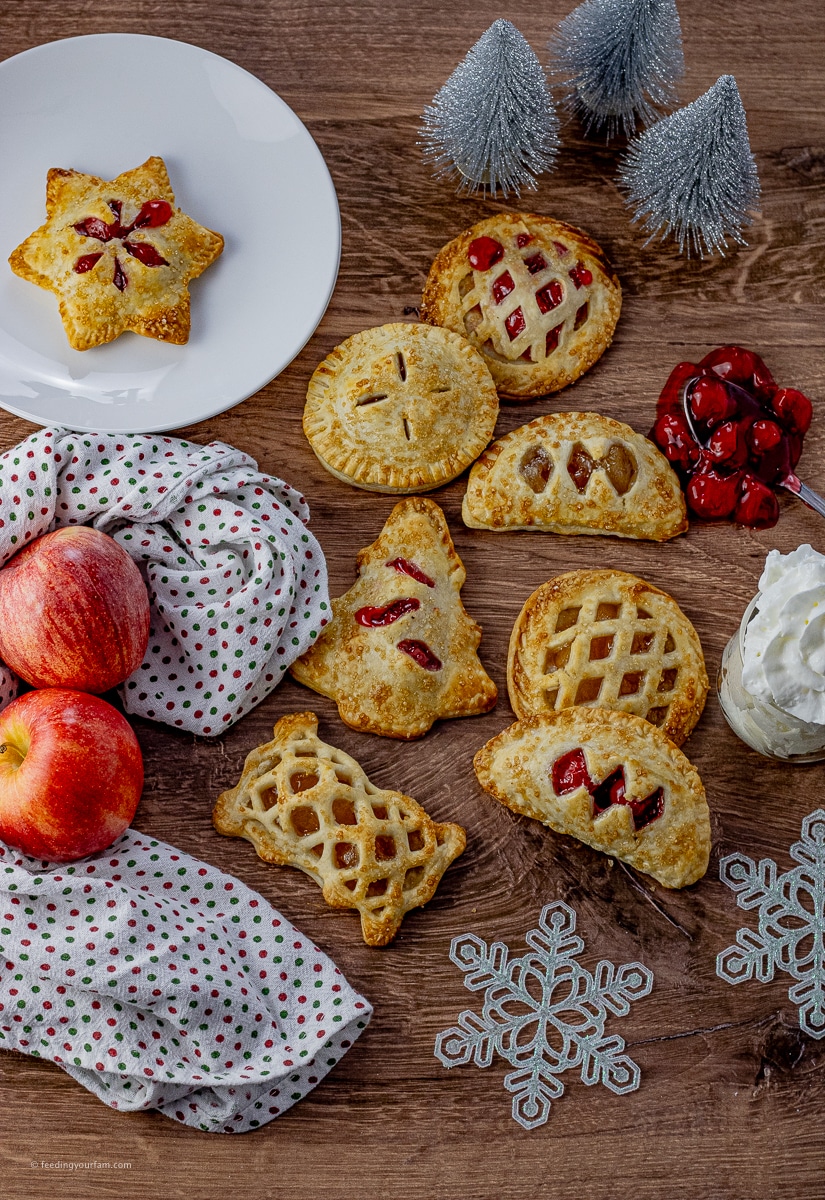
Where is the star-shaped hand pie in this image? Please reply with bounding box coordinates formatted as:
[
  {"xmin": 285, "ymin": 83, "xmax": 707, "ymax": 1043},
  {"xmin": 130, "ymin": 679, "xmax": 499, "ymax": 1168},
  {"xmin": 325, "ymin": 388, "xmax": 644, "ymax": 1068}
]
[
  {"xmin": 9, "ymin": 156, "xmax": 223, "ymax": 350},
  {"xmin": 213, "ymin": 712, "xmax": 467, "ymax": 945},
  {"xmin": 290, "ymin": 497, "xmax": 498, "ymax": 738}
]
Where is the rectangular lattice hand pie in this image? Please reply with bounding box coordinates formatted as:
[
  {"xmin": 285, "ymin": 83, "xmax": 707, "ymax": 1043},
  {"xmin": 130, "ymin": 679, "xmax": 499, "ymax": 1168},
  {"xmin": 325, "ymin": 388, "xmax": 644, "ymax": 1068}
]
[{"xmin": 213, "ymin": 712, "xmax": 466, "ymax": 946}]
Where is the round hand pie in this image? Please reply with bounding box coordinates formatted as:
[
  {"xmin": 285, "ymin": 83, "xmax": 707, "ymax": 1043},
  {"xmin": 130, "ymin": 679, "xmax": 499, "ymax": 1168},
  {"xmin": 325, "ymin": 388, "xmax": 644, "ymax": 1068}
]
[
  {"xmin": 508, "ymin": 569, "xmax": 708, "ymax": 745},
  {"xmin": 303, "ymin": 322, "xmax": 499, "ymax": 493},
  {"xmin": 420, "ymin": 213, "xmax": 621, "ymax": 399}
]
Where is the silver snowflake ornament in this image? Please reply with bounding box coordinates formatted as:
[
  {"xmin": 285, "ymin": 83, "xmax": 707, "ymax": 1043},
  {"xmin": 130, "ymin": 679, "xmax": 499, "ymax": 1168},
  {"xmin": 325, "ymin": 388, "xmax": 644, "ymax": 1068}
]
[
  {"xmin": 718, "ymin": 808, "xmax": 825, "ymax": 1039},
  {"xmin": 434, "ymin": 901, "xmax": 653, "ymax": 1129}
]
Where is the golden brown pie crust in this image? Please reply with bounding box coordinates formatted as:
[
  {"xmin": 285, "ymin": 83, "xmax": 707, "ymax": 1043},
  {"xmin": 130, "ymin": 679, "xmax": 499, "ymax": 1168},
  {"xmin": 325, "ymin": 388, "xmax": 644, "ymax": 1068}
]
[
  {"xmin": 507, "ymin": 570, "xmax": 708, "ymax": 746},
  {"xmin": 9, "ymin": 156, "xmax": 223, "ymax": 350},
  {"xmin": 213, "ymin": 712, "xmax": 466, "ymax": 946},
  {"xmin": 303, "ymin": 322, "xmax": 499, "ymax": 493},
  {"xmin": 474, "ymin": 707, "xmax": 711, "ymax": 889},
  {"xmin": 421, "ymin": 212, "xmax": 621, "ymax": 399},
  {"xmin": 462, "ymin": 411, "xmax": 687, "ymax": 540}
]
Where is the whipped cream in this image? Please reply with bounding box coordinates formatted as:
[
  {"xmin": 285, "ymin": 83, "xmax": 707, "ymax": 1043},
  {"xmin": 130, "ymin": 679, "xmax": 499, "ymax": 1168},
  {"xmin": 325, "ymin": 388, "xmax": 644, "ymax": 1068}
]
[{"xmin": 719, "ymin": 545, "xmax": 825, "ymax": 759}]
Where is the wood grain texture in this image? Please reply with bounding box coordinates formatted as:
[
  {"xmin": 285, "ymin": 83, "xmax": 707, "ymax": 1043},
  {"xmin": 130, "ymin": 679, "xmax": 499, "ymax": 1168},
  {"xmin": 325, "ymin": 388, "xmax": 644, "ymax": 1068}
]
[{"xmin": 1, "ymin": 1, "xmax": 824, "ymax": 1197}]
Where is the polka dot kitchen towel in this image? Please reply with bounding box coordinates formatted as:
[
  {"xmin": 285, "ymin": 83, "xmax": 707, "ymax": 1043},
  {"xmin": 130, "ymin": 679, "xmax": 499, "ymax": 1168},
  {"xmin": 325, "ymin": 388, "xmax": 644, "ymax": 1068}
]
[
  {"xmin": 0, "ymin": 829, "xmax": 372, "ymax": 1132},
  {"xmin": 0, "ymin": 427, "xmax": 330, "ymax": 735}
]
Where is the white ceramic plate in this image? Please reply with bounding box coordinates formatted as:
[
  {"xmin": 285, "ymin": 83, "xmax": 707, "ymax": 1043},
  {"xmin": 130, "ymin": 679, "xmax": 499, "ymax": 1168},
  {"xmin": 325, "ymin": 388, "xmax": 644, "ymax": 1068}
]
[{"xmin": 0, "ymin": 34, "xmax": 340, "ymax": 433}]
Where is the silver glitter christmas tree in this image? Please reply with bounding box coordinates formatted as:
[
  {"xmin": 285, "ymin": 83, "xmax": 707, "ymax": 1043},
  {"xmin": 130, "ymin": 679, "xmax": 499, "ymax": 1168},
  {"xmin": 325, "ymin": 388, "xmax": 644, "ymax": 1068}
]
[
  {"xmin": 549, "ymin": 0, "xmax": 684, "ymax": 138},
  {"xmin": 618, "ymin": 74, "xmax": 761, "ymax": 257},
  {"xmin": 420, "ymin": 19, "xmax": 559, "ymax": 197}
]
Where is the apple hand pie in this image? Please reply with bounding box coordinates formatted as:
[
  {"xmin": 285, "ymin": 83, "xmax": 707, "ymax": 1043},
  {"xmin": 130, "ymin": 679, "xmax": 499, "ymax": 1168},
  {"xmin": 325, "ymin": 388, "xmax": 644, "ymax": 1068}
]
[
  {"xmin": 474, "ymin": 708, "xmax": 711, "ymax": 889},
  {"xmin": 303, "ymin": 322, "xmax": 499, "ymax": 493},
  {"xmin": 289, "ymin": 497, "xmax": 497, "ymax": 738},
  {"xmin": 213, "ymin": 712, "xmax": 466, "ymax": 946},
  {"xmin": 9, "ymin": 156, "xmax": 223, "ymax": 350},
  {"xmin": 420, "ymin": 212, "xmax": 621, "ymax": 399},
  {"xmin": 462, "ymin": 411, "xmax": 687, "ymax": 540},
  {"xmin": 508, "ymin": 569, "xmax": 708, "ymax": 746}
]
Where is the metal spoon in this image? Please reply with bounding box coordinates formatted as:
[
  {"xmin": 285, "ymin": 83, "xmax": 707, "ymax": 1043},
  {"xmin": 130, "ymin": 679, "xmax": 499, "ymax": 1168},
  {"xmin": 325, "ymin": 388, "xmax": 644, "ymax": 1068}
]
[{"xmin": 682, "ymin": 376, "xmax": 825, "ymax": 520}]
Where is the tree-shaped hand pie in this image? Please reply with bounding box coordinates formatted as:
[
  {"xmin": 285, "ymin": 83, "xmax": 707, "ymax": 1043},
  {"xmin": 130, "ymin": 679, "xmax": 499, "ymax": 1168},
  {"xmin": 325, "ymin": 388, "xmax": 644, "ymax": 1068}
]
[
  {"xmin": 213, "ymin": 712, "xmax": 466, "ymax": 945},
  {"xmin": 474, "ymin": 707, "xmax": 710, "ymax": 889},
  {"xmin": 290, "ymin": 497, "xmax": 498, "ymax": 738},
  {"xmin": 9, "ymin": 156, "xmax": 223, "ymax": 349}
]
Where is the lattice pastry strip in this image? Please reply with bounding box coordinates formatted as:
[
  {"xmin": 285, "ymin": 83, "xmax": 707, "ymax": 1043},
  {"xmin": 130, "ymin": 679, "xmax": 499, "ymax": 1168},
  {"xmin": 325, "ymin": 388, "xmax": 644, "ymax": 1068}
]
[
  {"xmin": 213, "ymin": 712, "xmax": 466, "ymax": 946},
  {"xmin": 508, "ymin": 570, "xmax": 708, "ymax": 746},
  {"xmin": 421, "ymin": 212, "xmax": 621, "ymax": 398}
]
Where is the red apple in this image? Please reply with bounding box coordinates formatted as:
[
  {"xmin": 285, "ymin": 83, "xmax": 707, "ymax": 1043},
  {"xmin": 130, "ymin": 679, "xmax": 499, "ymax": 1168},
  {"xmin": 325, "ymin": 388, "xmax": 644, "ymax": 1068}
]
[
  {"xmin": 0, "ymin": 688, "xmax": 143, "ymax": 861},
  {"xmin": 0, "ymin": 526, "xmax": 150, "ymax": 692}
]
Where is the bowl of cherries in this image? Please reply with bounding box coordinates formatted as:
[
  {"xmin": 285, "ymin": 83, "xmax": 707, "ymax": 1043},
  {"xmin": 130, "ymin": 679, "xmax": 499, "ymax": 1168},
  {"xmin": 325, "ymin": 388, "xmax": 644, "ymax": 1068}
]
[{"xmin": 651, "ymin": 345, "xmax": 816, "ymax": 530}]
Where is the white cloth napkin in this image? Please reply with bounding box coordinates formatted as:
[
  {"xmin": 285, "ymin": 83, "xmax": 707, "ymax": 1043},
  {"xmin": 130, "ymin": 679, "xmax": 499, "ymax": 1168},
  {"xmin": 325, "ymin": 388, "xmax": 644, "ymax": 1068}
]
[
  {"xmin": 0, "ymin": 427, "xmax": 330, "ymax": 735},
  {"xmin": 0, "ymin": 830, "xmax": 371, "ymax": 1132}
]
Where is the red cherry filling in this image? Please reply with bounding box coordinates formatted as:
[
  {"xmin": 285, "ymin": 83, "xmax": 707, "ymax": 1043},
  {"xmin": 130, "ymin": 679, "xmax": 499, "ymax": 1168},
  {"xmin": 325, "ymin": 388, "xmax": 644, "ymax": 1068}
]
[
  {"xmin": 552, "ymin": 752, "xmax": 664, "ymax": 831},
  {"xmin": 535, "ymin": 280, "xmax": 563, "ymax": 314},
  {"xmin": 516, "ymin": 232, "xmax": 533, "ymax": 248},
  {"xmin": 552, "ymin": 241, "xmax": 569, "ymax": 256},
  {"xmin": 545, "ymin": 324, "xmax": 563, "ymax": 355},
  {"xmin": 492, "ymin": 271, "xmax": 515, "ymax": 304},
  {"xmin": 73, "ymin": 252, "xmax": 103, "ymax": 275},
  {"xmin": 72, "ymin": 196, "xmax": 173, "ymax": 287},
  {"xmin": 386, "ymin": 558, "xmax": 435, "ymax": 587},
  {"xmin": 523, "ymin": 252, "xmax": 547, "ymax": 275},
  {"xmin": 468, "ymin": 236, "xmax": 504, "ymax": 271},
  {"xmin": 568, "ymin": 262, "xmax": 592, "ymax": 289},
  {"xmin": 771, "ymin": 388, "xmax": 813, "ymax": 435},
  {"xmin": 355, "ymin": 597, "xmax": 420, "ymax": 627},
  {"xmin": 397, "ymin": 639, "xmax": 442, "ymax": 671},
  {"xmin": 552, "ymin": 748, "xmax": 593, "ymax": 795},
  {"xmin": 505, "ymin": 307, "xmax": 526, "ymax": 340},
  {"xmin": 735, "ymin": 473, "xmax": 780, "ymax": 529},
  {"xmin": 651, "ymin": 345, "xmax": 814, "ymax": 529}
]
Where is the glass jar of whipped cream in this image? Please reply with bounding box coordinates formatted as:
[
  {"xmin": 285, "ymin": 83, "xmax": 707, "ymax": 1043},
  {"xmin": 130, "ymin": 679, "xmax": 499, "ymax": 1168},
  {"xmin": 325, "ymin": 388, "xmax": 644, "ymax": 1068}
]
[{"xmin": 718, "ymin": 544, "xmax": 825, "ymax": 762}]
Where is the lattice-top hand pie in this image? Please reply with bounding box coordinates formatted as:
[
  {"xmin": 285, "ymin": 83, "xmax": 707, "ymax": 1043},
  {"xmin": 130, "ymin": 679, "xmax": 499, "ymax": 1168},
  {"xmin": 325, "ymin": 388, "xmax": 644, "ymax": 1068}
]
[
  {"xmin": 303, "ymin": 322, "xmax": 499, "ymax": 493},
  {"xmin": 420, "ymin": 213, "xmax": 621, "ymax": 399},
  {"xmin": 474, "ymin": 708, "xmax": 711, "ymax": 889},
  {"xmin": 508, "ymin": 570, "xmax": 708, "ymax": 745},
  {"xmin": 9, "ymin": 156, "xmax": 223, "ymax": 350},
  {"xmin": 214, "ymin": 712, "xmax": 466, "ymax": 946},
  {"xmin": 289, "ymin": 497, "xmax": 497, "ymax": 738},
  {"xmin": 462, "ymin": 411, "xmax": 687, "ymax": 540}
]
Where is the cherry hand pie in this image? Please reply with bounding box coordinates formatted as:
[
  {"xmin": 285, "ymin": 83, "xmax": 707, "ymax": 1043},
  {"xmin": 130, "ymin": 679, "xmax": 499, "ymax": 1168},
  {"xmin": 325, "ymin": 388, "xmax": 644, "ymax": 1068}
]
[
  {"xmin": 214, "ymin": 712, "xmax": 466, "ymax": 946},
  {"xmin": 508, "ymin": 569, "xmax": 708, "ymax": 746},
  {"xmin": 289, "ymin": 497, "xmax": 497, "ymax": 738},
  {"xmin": 420, "ymin": 212, "xmax": 621, "ymax": 399},
  {"xmin": 462, "ymin": 411, "xmax": 687, "ymax": 540},
  {"xmin": 474, "ymin": 708, "xmax": 711, "ymax": 889},
  {"xmin": 9, "ymin": 156, "xmax": 223, "ymax": 350},
  {"xmin": 303, "ymin": 322, "xmax": 499, "ymax": 493}
]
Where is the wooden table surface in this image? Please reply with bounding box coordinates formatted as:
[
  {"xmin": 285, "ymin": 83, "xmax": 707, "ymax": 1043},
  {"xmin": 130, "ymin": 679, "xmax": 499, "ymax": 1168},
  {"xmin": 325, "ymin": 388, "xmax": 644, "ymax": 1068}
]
[{"xmin": 1, "ymin": 2, "xmax": 824, "ymax": 1197}]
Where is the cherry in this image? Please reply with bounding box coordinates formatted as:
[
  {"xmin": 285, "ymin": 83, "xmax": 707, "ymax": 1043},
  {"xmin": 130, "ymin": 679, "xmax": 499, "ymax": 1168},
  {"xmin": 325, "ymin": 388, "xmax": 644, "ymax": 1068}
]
[
  {"xmin": 771, "ymin": 388, "xmax": 813, "ymax": 435},
  {"xmin": 523, "ymin": 253, "xmax": 547, "ymax": 275},
  {"xmin": 468, "ymin": 236, "xmax": 504, "ymax": 271},
  {"xmin": 73, "ymin": 252, "xmax": 103, "ymax": 274},
  {"xmin": 707, "ymin": 420, "xmax": 747, "ymax": 467},
  {"xmin": 386, "ymin": 558, "xmax": 435, "ymax": 588},
  {"xmin": 122, "ymin": 240, "xmax": 169, "ymax": 268},
  {"xmin": 552, "ymin": 748, "xmax": 593, "ymax": 795},
  {"xmin": 748, "ymin": 419, "xmax": 782, "ymax": 455},
  {"xmin": 535, "ymin": 280, "xmax": 563, "ymax": 314},
  {"xmin": 689, "ymin": 377, "xmax": 736, "ymax": 428},
  {"xmin": 651, "ymin": 412, "xmax": 701, "ymax": 473},
  {"xmin": 568, "ymin": 262, "xmax": 592, "ymax": 289},
  {"xmin": 656, "ymin": 362, "xmax": 705, "ymax": 418},
  {"xmin": 516, "ymin": 232, "xmax": 533, "ymax": 248},
  {"xmin": 492, "ymin": 271, "xmax": 515, "ymax": 304},
  {"xmin": 686, "ymin": 467, "xmax": 742, "ymax": 519},
  {"xmin": 735, "ymin": 474, "xmax": 780, "ymax": 529},
  {"xmin": 397, "ymin": 639, "xmax": 442, "ymax": 671},
  {"xmin": 700, "ymin": 345, "xmax": 776, "ymax": 400},
  {"xmin": 505, "ymin": 307, "xmax": 526, "ymax": 340},
  {"xmin": 355, "ymin": 597, "xmax": 420, "ymax": 627},
  {"xmin": 132, "ymin": 199, "xmax": 173, "ymax": 229},
  {"xmin": 591, "ymin": 767, "xmax": 625, "ymax": 813}
]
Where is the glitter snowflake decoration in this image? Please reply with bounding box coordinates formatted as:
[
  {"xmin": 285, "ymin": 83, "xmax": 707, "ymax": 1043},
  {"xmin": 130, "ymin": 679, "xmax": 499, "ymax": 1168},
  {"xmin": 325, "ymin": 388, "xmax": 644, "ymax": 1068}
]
[
  {"xmin": 434, "ymin": 901, "xmax": 653, "ymax": 1129},
  {"xmin": 717, "ymin": 808, "xmax": 825, "ymax": 1039}
]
